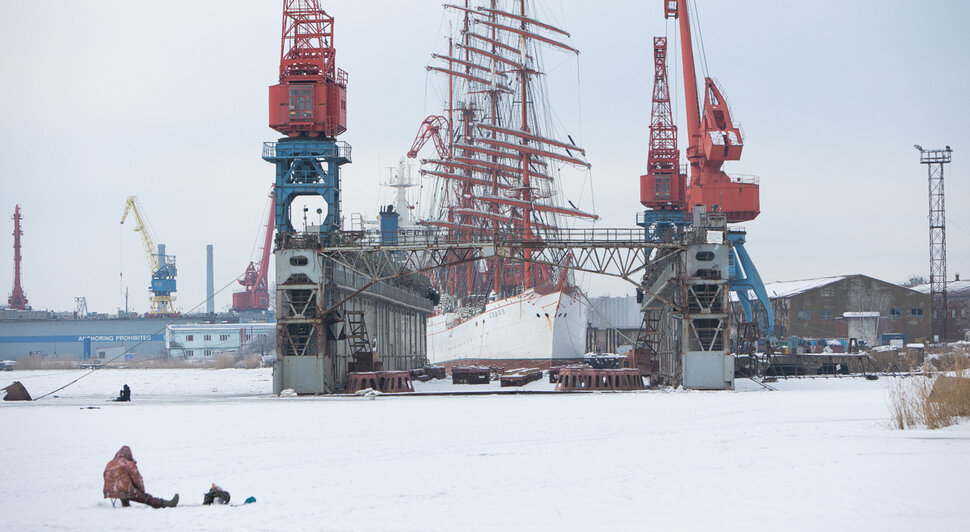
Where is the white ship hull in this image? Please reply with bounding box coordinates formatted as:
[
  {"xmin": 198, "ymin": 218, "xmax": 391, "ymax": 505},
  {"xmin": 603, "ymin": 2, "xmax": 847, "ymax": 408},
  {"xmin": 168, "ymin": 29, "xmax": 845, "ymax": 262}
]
[{"xmin": 427, "ymin": 288, "xmax": 587, "ymax": 365}]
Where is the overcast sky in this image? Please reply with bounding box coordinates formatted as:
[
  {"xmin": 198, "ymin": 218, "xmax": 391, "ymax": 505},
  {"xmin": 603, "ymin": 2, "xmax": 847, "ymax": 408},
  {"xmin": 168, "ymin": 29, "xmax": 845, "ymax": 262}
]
[{"xmin": 1, "ymin": 0, "xmax": 968, "ymax": 314}]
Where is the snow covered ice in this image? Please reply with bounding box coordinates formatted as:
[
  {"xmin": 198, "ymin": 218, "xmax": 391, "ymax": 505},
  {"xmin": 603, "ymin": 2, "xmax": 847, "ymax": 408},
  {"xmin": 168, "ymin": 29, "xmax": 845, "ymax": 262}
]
[{"xmin": 1, "ymin": 368, "xmax": 967, "ymax": 531}]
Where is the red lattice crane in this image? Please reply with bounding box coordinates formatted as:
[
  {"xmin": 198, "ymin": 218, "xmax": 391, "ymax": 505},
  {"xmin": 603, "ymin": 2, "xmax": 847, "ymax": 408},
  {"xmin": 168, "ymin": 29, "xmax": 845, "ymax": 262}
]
[
  {"xmin": 268, "ymin": 0, "xmax": 348, "ymax": 138},
  {"xmin": 8, "ymin": 205, "xmax": 29, "ymax": 310},
  {"xmin": 407, "ymin": 115, "xmax": 450, "ymax": 159},
  {"xmin": 232, "ymin": 191, "xmax": 276, "ymax": 312},
  {"xmin": 641, "ymin": 36, "xmax": 686, "ymax": 210},
  {"xmin": 668, "ymin": 0, "xmax": 759, "ymax": 222}
]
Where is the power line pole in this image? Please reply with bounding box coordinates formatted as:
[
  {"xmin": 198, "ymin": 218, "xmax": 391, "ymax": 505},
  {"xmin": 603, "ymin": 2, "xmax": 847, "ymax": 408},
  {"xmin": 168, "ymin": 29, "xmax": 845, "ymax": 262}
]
[{"xmin": 915, "ymin": 144, "xmax": 952, "ymax": 342}]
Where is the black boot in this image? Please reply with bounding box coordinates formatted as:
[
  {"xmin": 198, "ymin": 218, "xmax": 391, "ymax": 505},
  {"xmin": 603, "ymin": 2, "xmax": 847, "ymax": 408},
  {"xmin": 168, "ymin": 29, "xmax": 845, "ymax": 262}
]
[{"xmin": 164, "ymin": 494, "xmax": 179, "ymax": 508}]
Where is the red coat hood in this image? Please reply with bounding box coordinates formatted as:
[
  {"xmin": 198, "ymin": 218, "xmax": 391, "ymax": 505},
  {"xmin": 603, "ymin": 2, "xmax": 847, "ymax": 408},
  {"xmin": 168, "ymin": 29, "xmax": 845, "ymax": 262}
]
[{"xmin": 114, "ymin": 445, "xmax": 135, "ymax": 463}]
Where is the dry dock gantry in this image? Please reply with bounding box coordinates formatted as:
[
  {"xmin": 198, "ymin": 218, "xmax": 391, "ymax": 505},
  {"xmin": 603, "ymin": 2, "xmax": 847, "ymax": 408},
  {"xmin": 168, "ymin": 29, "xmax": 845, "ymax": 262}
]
[
  {"xmin": 266, "ymin": 0, "xmax": 764, "ymax": 393},
  {"xmin": 267, "ymin": 1, "xmax": 434, "ymax": 394}
]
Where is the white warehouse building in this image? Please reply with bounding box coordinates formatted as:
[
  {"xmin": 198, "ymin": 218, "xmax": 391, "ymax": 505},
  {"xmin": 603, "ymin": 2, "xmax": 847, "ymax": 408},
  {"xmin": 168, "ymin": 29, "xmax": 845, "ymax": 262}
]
[{"xmin": 166, "ymin": 323, "xmax": 276, "ymax": 360}]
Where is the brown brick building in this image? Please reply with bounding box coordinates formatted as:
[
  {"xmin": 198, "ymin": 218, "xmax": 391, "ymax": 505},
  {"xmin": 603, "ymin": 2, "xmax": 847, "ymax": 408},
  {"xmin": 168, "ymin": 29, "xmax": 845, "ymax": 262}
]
[
  {"xmin": 756, "ymin": 275, "xmax": 931, "ymax": 346},
  {"xmin": 912, "ymin": 275, "xmax": 970, "ymax": 341}
]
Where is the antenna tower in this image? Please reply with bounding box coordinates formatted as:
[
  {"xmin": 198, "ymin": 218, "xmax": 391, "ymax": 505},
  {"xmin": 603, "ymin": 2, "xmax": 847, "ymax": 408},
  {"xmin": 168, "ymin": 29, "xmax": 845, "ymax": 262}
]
[
  {"xmin": 8, "ymin": 205, "xmax": 29, "ymax": 310},
  {"xmin": 915, "ymin": 144, "xmax": 951, "ymax": 341}
]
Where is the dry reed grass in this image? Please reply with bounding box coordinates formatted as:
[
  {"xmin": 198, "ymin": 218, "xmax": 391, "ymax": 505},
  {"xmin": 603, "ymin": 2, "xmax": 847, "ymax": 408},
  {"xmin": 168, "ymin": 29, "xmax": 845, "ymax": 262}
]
[
  {"xmin": 890, "ymin": 355, "xmax": 970, "ymax": 429},
  {"xmin": 210, "ymin": 353, "xmax": 238, "ymax": 370},
  {"xmin": 15, "ymin": 357, "xmax": 77, "ymax": 370},
  {"xmin": 240, "ymin": 354, "xmax": 262, "ymax": 369}
]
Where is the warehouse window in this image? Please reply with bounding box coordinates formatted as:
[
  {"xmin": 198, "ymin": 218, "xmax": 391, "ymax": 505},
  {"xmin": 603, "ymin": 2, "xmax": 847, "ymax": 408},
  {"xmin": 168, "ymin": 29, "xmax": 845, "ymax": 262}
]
[
  {"xmin": 220, "ymin": 334, "xmax": 229, "ymax": 341},
  {"xmin": 798, "ymin": 310, "xmax": 811, "ymax": 320},
  {"xmin": 204, "ymin": 334, "xmax": 212, "ymax": 341},
  {"xmin": 204, "ymin": 350, "xmax": 212, "ymax": 357},
  {"xmin": 890, "ymin": 309, "xmax": 902, "ymax": 318},
  {"xmin": 821, "ymin": 288, "xmax": 834, "ymax": 297},
  {"xmin": 186, "ymin": 350, "xmax": 194, "ymax": 357},
  {"xmin": 911, "ymin": 308, "xmax": 923, "ymax": 318},
  {"xmin": 186, "ymin": 335, "xmax": 194, "ymax": 342},
  {"xmin": 820, "ymin": 309, "xmax": 833, "ymax": 320}
]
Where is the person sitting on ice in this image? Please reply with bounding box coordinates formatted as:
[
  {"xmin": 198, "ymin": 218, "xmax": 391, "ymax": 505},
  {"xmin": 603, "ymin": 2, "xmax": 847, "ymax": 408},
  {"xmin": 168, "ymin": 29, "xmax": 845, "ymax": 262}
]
[
  {"xmin": 103, "ymin": 445, "xmax": 178, "ymax": 508},
  {"xmin": 113, "ymin": 384, "xmax": 131, "ymax": 402}
]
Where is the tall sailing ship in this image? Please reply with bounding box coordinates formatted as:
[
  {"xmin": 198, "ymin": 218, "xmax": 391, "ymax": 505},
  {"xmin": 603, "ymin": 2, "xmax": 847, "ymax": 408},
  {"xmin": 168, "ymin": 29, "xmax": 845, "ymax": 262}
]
[{"xmin": 408, "ymin": 1, "xmax": 597, "ymax": 368}]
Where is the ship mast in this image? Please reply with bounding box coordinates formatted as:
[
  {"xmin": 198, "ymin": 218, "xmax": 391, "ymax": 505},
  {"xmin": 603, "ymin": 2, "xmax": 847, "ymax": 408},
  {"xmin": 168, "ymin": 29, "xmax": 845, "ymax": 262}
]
[{"xmin": 415, "ymin": 0, "xmax": 595, "ymax": 306}]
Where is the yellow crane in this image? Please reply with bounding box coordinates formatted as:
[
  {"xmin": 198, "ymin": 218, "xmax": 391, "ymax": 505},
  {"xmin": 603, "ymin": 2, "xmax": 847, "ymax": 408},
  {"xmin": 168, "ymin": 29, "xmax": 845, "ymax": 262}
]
[{"xmin": 121, "ymin": 196, "xmax": 177, "ymax": 315}]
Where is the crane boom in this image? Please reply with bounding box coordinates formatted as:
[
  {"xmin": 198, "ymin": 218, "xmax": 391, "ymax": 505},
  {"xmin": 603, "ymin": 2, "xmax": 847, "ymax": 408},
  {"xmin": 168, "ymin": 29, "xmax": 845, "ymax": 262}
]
[
  {"xmin": 667, "ymin": 0, "xmax": 759, "ymax": 223},
  {"xmin": 256, "ymin": 192, "xmax": 276, "ymax": 293},
  {"xmin": 121, "ymin": 196, "xmax": 159, "ymax": 273},
  {"xmin": 232, "ymin": 188, "xmax": 276, "ymax": 312},
  {"xmin": 407, "ymin": 115, "xmax": 450, "ymax": 159}
]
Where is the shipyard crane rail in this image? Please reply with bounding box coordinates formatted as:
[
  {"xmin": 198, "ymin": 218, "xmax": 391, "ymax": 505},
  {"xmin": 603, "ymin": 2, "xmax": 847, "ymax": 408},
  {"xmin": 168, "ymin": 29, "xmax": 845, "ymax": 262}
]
[{"xmin": 121, "ymin": 196, "xmax": 177, "ymax": 315}]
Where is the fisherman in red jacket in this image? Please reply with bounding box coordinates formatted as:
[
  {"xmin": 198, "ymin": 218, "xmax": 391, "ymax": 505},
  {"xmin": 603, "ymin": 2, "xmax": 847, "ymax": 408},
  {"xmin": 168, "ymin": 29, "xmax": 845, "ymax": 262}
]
[{"xmin": 103, "ymin": 446, "xmax": 178, "ymax": 508}]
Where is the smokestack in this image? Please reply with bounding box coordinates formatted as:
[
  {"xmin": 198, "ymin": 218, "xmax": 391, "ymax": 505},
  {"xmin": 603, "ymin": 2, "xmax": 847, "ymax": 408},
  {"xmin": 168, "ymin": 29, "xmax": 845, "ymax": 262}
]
[
  {"xmin": 157, "ymin": 243, "xmax": 166, "ymax": 259},
  {"xmin": 206, "ymin": 245, "xmax": 214, "ymax": 314}
]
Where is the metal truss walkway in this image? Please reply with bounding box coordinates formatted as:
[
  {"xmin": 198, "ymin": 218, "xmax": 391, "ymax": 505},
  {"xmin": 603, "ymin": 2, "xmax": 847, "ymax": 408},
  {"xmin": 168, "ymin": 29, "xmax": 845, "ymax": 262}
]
[{"xmin": 309, "ymin": 227, "xmax": 686, "ymax": 313}]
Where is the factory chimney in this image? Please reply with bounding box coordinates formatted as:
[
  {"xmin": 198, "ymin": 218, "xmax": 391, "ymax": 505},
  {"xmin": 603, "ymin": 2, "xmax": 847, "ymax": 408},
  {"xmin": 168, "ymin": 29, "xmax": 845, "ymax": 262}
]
[{"xmin": 206, "ymin": 244, "xmax": 214, "ymax": 314}]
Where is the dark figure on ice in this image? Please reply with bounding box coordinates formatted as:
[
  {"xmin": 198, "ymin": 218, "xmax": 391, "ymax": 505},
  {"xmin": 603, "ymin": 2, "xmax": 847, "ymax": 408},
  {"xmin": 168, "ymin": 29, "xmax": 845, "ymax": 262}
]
[
  {"xmin": 203, "ymin": 483, "xmax": 231, "ymax": 505},
  {"xmin": 113, "ymin": 384, "xmax": 131, "ymax": 402},
  {"xmin": 103, "ymin": 446, "xmax": 178, "ymax": 508}
]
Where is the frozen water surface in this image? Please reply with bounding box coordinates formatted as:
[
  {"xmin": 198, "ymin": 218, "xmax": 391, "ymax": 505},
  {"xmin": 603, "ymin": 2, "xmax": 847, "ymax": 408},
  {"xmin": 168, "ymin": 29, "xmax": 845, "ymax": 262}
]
[{"xmin": 1, "ymin": 368, "xmax": 967, "ymax": 531}]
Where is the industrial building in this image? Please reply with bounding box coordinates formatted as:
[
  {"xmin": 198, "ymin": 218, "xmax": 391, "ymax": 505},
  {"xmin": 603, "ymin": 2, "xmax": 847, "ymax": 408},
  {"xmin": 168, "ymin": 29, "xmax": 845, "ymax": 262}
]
[
  {"xmin": 912, "ymin": 274, "xmax": 970, "ymax": 341},
  {"xmin": 0, "ymin": 310, "xmax": 168, "ymax": 359},
  {"xmin": 166, "ymin": 322, "xmax": 276, "ymax": 359},
  {"xmin": 750, "ymin": 275, "xmax": 931, "ymax": 345},
  {"xmin": 585, "ymin": 295, "xmax": 641, "ymax": 353}
]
